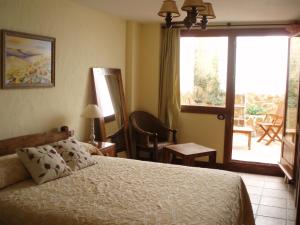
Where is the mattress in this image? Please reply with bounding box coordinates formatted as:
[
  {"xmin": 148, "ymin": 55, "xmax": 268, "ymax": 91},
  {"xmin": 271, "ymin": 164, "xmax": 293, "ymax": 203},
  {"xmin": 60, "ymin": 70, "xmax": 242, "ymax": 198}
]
[{"xmin": 0, "ymin": 156, "xmax": 254, "ymax": 225}]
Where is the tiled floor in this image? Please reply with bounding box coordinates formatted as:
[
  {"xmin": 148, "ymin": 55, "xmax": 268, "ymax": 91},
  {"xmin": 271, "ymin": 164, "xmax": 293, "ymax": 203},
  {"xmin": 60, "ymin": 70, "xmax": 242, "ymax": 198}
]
[{"xmin": 239, "ymin": 173, "xmax": 297, "ymax": 225}]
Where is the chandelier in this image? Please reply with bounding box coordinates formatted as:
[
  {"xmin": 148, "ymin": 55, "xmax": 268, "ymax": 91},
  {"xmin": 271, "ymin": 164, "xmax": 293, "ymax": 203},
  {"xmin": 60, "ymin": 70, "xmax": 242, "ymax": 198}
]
[{"xmin": 158, "ymin": 0, "xmax": 216, "ymax": 30}]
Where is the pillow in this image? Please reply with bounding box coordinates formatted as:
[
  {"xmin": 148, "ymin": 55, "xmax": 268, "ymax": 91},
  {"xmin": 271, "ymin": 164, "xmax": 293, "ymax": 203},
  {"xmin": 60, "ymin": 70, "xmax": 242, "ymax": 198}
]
[
  {"xmin": 17, "ymin": 145, "xmax": 72, "ymax": 184},
  {"xmin": 0, "ymin": 154, "xmax": 30, "ymax": 189},
  {"xmin": 79, "ymin": 141, "xmax": 103, "ymax": 156},
  {"xmin": 52, "ymin": 138, "xmax": 96, "ymax": 171}
]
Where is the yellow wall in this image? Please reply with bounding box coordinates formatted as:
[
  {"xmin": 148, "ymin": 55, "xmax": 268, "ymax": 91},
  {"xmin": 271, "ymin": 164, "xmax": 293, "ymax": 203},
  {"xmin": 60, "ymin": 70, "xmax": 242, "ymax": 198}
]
[
  {"xmin": 0, "ymin": 1, "xmax": 226, "ymax": 162},
  {"xmin": 125, "ymin": 21, "xmax": 141, "ymax": 113},
  {"xmin": 135, "ymin": 23, "xmax": 161, "ymax": 116},
  {"xmin": 134, "ymin": 23, "xmax": 225, "ymax": 163},
  {"xmin": 0, "ymin": 0, "xmax": 126, "ymax": 140}
]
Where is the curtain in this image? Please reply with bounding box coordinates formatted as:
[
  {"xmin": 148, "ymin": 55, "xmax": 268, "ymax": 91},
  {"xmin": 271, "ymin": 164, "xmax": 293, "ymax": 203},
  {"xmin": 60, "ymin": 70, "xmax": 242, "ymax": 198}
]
[{"xmin": 158, "ymin": 28, "xmax": 181, "ymax": 128}]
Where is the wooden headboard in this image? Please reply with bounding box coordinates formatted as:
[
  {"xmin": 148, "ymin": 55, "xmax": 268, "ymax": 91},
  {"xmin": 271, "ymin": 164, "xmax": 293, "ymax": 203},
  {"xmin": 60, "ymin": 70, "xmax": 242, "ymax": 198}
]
[{"xmin": 0, "ymin": 126, "xmax": 73, "ymax": 156}]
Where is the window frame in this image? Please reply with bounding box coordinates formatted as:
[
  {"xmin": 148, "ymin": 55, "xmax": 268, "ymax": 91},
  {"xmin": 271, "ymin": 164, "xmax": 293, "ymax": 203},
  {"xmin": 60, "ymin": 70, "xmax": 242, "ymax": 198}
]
[{"xmin": 180, "ymin": 28, "xmax": 289, "ymax": 115}]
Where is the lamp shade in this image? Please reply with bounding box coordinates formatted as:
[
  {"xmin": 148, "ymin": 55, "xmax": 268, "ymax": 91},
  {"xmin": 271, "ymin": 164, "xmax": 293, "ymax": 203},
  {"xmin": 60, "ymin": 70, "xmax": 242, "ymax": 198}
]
[
  {"xmin": 181, "ymin": 0, "xmax": 205, "ymax": 11},
  {"xmin": 81, "ymin": 104, "xmax": 102, "ymax": 119},
  {"xmin": 198, "ymin": 2, "xmax": 216, "ymax": 19},
  {"xmin": 158, "ymin": 0, "xmax": 180, "ymax": 17}
]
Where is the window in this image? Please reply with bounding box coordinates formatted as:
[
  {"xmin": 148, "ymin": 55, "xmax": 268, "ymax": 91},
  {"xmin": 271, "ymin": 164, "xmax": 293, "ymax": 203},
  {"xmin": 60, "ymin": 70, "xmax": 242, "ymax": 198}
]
[{"xmin": 180, "ymin": 36, "xmax": 228, "ymax": 111}]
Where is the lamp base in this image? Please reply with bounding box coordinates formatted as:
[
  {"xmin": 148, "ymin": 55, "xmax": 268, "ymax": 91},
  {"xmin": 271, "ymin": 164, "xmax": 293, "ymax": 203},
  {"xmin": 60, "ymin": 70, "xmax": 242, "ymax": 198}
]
[{"xmin": 89, "ymin": 119, "xmax": 97, "ymax": 146}]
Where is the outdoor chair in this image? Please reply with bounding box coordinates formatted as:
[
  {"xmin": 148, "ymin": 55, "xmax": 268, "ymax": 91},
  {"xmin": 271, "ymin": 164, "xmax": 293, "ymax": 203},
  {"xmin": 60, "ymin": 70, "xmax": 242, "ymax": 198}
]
[
  {"xmin": 257, "ymin": 114, "xmax": 284, "ymax": 145},
  {"xmin": 129, "ymin": 111, "xmax": 177, "ymax": 162}
]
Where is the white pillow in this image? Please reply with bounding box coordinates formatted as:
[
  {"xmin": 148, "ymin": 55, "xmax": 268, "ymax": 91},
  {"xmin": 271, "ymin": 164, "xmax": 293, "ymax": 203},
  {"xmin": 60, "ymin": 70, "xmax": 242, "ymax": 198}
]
[
  {"xmin": 17, "ymin": 145, "xmax": 72, "ymax": 184},
  {"xmin": 0, "ymin": 154, "xmax": 30, "ymax": 189},
  {"xmin": 52, "ymin": 138, "xmax": 97, "ymax": 171}
]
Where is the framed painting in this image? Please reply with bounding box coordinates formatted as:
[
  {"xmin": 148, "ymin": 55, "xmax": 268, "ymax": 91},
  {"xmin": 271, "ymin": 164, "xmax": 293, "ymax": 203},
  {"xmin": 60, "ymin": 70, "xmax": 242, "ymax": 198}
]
[{"xmin": 1, "ymin": 30, "xmax": 55, "ymax": 89}]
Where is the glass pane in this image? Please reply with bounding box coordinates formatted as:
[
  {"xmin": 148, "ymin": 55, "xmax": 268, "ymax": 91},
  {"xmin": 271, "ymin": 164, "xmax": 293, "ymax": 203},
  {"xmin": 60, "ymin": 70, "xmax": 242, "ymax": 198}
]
[
  {"xmin": 232, "ymin": 36, "xmax": 289, "ymax": 164},
  {"xmin": 180, "ymin": 37, "xmax": 228, "ymax": 107},
  {"xmin": 285, "ymin": 37, "xmax": 300, "ymax": 143},
  {"xmin": 93, "ymin": 70, "xmax": 115, "ymax": 117}
]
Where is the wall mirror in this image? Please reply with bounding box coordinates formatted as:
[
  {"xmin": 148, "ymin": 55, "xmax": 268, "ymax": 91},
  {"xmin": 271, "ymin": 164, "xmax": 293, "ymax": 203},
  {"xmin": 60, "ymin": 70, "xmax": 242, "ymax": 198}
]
[{"xmin": 92, "ymin": 68, "xmax": 130, "ymax": 157}]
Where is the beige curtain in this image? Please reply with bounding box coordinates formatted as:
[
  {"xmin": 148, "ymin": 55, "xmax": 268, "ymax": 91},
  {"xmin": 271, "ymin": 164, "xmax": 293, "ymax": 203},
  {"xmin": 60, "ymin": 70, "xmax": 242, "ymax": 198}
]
[{"xmin": 158, "ymin": 28, "xmax": 180, "ymax": 128}]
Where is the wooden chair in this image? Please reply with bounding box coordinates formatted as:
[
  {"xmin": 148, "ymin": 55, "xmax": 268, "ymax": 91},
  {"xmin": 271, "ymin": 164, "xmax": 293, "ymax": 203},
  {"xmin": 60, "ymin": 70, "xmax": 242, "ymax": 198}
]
[
  {"xmin": 129, "ymin": 111, "xmax": 177, "ymax": 162},
  {"xmin": 257, "ymin": 114, "xmax": 284, "ymax": 145}
]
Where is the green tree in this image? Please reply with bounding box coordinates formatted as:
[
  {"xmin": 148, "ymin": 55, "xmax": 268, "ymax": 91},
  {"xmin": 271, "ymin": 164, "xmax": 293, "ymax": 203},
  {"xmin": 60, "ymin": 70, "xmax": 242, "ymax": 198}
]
[{"xmin": 193, "ymin": 48, "xmax": 225, "ymax": 106}]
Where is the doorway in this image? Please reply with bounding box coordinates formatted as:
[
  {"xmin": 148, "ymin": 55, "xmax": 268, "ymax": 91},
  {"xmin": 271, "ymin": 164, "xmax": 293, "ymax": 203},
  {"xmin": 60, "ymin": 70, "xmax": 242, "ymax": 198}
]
[{"xmin": 231, "ymin": 36, "xmax": 289, "ymax": 164}]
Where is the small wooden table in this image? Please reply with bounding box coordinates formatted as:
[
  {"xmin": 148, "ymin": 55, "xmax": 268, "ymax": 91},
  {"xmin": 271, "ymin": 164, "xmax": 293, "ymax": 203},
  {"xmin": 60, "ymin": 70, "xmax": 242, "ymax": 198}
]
[
  {"xmin": 233, "ymin": 126, "xmax": 253, "ymax": 150},
  {"xmin": 163, "ymin": 143, "xmax": 217, "ymax": 167}
]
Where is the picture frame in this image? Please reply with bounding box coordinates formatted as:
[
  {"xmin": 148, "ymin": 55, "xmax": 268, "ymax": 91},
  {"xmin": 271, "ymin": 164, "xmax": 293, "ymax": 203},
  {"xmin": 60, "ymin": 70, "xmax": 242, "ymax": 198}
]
[{"xmin": 1, "ymin": 30, "xmax": 55, "ymax": 89}]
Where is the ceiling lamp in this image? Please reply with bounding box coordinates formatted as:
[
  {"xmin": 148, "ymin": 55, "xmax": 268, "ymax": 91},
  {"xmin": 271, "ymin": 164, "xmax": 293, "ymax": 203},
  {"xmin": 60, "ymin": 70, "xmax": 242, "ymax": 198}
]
[{"xmin": 158, "ymin": 0, "xmax": 216, "ymax": 30}]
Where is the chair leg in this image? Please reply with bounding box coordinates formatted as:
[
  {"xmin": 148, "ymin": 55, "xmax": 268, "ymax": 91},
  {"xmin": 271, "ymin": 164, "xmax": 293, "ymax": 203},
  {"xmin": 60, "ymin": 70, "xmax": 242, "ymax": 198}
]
[
  {"xmin": 248, "ymin": 132, "xmax": 251, "ymax": 150},
  {"xmin": 266, "ymin": 127, "xmax": 282, "ymax": 145},
  {"xmin": 257, "ymin": 126, "xmax": 269, "ymax": 142}
]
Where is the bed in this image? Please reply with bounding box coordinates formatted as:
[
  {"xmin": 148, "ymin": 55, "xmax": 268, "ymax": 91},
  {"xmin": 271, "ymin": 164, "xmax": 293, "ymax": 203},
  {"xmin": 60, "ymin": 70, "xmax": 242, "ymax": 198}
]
[{"xmin": 0, "ymin": 127, "xmax": 255, "ymax": 225}]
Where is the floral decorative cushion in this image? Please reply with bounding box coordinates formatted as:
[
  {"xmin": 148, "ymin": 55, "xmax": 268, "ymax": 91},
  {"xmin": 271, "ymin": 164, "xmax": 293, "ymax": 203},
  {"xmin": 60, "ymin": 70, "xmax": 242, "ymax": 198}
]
[
  {"xmin": 17, "ymin": 145, "xmax": 72, "ymax": 184},
  {"xmin": 52, "ymin": 138, "xmax": 96, "ymax": 171},
  {"xmin": 0, "ymin": 154, "xmax": 30, "ymax": 189}
]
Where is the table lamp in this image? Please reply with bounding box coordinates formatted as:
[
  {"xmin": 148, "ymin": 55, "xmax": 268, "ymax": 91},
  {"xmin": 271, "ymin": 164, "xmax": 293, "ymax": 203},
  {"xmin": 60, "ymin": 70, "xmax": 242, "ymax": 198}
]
[{"xmin": 81, "ymin": 104, "xmax": 102, "ymax": 146}]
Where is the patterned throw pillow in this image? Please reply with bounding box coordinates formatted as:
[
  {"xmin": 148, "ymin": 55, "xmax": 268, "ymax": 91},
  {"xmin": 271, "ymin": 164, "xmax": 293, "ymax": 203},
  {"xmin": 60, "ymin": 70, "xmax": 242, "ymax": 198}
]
[
  {"xmin": 17, "ymin": 145, "xmax": 72, "ymax": 184},
  {"xmin": 52, "ymin": 138, "xmax": 97, "ymax": 171}
]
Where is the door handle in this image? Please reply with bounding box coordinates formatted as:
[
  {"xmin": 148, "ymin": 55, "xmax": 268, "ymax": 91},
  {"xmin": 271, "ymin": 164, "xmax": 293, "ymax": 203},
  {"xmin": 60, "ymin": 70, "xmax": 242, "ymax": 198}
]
[{"xmin": 217, "ymin": 114, "xmax": 225, "ymax": 120}]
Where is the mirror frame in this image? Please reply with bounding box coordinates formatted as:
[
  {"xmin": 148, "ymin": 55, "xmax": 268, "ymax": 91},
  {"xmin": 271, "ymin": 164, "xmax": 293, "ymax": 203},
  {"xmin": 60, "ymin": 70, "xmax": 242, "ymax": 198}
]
[{"xmin": 91, "ymin": 67, "xmax": 130, "ymax": 157}]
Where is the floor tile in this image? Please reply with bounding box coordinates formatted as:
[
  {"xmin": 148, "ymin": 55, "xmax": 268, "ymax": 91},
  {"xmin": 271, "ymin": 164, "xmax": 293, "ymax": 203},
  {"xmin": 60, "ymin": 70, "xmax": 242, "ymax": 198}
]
[
  {"xmin": 265, "ymin": 176, "xmax": 285, "ymax": 183},
  {"xmin": 287, "ymin": 209, "xmax": 296, "ymax": 221},
  {"xmin": 288, "ymin": 188, "xmax": 296, "ymax": 200},
  {"xmin": 241, "ymin": 173, "xmax": 265, "ymax": 181},
  {"xmin": 237, "ymin": 172, "xmax": 297, "ymax": 224},
  {"xmin": 287, "ymin": 199, "xmax": 296, "ymax": 209},
  {"xmin": 262, "ymin": 188, "xmax": 288, "ymax": 199},
  {"xmin": 246, "ymin": 185, "xmax": 263, "ymax": 195},
  {"xmin": 243, "ymin": 179, "xmax": 265, "ymax": 187},
  {"xmin": 249, "ymin": 194, "xmax": 261, "ymax": 204},
  {"xmin": 257, "ymin": 205, "xmax": 286, "ymax": 219},
  {"xmin": 252, "ymin": 204, "xmax": 258, "ymax": 214},
  {"xmin": 264, "ymin": 181, "xmax": 288, "ymax": 190},
  {"xmin": 255, "ymin": 215, "xmax": 286, "ymax": 225},
  {"xmin": 260, "ymin": 196, "xmax": 287, "ymax": 208}
]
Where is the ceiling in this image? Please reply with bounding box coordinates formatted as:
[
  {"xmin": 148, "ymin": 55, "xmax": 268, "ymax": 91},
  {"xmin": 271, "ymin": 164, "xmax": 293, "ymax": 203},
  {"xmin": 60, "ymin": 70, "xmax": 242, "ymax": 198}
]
[{"xmin": 73, "ymin": 0, "xmax": 300, "ymax": 24}]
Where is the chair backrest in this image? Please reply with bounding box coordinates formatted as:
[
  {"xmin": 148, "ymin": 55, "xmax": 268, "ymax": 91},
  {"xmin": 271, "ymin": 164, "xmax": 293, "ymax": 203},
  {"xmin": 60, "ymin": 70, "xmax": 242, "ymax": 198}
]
[
  {"xmin": 130, "ymin": 111, "xmax": 168, "ymax": 140},
  {"xmin": 265, "ymin": 114, "xmax": 284, "ymax": 126}
]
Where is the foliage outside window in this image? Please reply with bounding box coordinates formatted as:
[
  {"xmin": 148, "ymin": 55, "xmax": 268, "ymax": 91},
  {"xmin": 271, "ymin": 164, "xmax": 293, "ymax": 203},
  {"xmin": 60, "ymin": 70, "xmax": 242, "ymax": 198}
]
[
  {"xmin": 180, "ymin": 37, "xmax": 228, "ymax": 108},
  {"xmin": 246, "ymin": 105, "xmax": 265, "ymax": 115}
]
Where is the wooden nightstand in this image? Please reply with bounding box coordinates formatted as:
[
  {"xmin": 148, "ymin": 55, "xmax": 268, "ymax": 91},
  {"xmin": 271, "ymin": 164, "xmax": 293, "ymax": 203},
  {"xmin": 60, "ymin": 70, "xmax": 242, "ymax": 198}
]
[{"xmin": 97, "ymin": 142, "xmax": 116, "ymax": 157}]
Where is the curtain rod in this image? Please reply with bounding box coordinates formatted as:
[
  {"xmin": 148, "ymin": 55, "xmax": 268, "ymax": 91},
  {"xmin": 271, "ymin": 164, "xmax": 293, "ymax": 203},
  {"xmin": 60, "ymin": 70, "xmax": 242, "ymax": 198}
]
[{"xmin": 162, "ymin": 21, "xmax": 299, "ymax": 29}]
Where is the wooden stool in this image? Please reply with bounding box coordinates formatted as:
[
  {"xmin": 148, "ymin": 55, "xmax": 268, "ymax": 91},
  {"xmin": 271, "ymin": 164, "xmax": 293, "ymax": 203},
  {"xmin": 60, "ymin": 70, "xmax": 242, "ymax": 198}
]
[{"xmin": 163, "ymin": 143, "xmax": 217, "ymax": 167}]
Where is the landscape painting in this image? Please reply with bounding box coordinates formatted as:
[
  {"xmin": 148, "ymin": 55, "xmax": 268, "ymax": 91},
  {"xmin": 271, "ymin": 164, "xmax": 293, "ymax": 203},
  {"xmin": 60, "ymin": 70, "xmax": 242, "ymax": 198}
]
[{"xmin": 1, "ymin": 30, "xmax": 55, "ymax": 88}]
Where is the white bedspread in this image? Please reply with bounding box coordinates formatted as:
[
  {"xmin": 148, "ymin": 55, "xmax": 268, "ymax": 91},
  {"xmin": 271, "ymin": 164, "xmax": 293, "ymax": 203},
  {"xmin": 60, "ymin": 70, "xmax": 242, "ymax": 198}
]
[{"xmin": 0, "ymin": 156, "xmax": 254, "ymax": 225}]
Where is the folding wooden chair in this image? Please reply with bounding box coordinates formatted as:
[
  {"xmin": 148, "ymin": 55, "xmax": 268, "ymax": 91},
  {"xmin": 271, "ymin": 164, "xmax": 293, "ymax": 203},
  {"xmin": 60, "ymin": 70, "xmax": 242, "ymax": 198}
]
[{"xmin": 257, "ymin": 114, "xmax": 284, "ymax": 145}]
